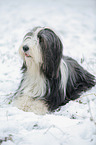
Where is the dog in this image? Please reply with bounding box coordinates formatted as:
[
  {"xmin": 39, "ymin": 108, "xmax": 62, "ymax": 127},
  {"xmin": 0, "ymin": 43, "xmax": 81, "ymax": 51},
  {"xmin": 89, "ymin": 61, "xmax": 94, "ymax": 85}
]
[{"xmin": 13, "ymin": 26, "xmax": 96, "ymax": 115}]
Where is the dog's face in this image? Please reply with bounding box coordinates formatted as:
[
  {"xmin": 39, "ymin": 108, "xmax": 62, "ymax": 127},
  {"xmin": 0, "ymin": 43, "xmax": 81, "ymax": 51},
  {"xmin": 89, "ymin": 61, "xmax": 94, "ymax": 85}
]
[
  {"xmin": 19, "ymin": 27, "xmax": 63, "ymax": 78},
  {"xmin": 19, "ymin": 27, "xmax": 43, "ymax": 68}
]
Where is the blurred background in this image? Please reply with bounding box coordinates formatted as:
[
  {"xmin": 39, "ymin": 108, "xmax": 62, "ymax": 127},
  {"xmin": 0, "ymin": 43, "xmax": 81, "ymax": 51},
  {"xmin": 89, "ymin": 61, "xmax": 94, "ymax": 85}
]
[{"xmin": 0, "ymin": 0, "xmax": 96, "ymax": 96}]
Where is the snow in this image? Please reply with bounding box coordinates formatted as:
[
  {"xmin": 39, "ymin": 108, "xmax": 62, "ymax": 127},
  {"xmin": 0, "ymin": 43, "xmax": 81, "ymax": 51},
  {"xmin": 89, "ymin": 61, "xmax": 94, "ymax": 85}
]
[{"xmin": 0, "ymin": 0, "xmax": 96, "ymax": 145}]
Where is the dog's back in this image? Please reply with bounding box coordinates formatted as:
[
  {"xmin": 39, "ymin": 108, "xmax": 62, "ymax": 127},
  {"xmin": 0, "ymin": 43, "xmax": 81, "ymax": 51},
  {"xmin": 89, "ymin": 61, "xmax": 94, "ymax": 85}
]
[{"xmin": 63, "ymin": 56, "xmax": 96, "ymax": 104}]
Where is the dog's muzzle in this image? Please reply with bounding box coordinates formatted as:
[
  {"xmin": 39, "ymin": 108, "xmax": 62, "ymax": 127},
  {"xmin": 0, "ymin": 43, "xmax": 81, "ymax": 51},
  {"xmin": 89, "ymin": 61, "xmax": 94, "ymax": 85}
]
[{"xmin": 23, "ymin": 45, "xmax": 31, "ymax": 57}]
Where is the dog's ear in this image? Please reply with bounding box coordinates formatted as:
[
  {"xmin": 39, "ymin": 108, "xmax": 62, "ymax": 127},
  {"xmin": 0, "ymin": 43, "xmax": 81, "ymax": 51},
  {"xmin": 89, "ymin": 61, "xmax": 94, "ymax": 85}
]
[{"xmin": 38, "ymin": 28, "xmax": 63, "ymax": 79}]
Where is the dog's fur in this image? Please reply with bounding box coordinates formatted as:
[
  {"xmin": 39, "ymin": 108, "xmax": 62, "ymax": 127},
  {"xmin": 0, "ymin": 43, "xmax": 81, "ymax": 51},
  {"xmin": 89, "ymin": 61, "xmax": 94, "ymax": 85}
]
[{"xmin": 13, "ymin": 27, "xmax": 96, "ymax": 115}]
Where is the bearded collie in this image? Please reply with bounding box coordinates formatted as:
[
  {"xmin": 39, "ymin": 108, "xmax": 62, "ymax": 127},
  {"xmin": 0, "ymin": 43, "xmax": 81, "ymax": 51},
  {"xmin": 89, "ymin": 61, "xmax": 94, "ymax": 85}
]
[{"xmin": 13, "ymin": 27, "xmax": 96, "ymax": 114}]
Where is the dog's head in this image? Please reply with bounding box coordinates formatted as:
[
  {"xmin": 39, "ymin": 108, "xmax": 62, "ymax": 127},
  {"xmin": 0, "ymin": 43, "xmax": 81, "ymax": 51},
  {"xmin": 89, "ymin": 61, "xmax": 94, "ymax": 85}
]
[{"xmin": 19, "ymin": 27, "xmax": 63, "ymax": 79}]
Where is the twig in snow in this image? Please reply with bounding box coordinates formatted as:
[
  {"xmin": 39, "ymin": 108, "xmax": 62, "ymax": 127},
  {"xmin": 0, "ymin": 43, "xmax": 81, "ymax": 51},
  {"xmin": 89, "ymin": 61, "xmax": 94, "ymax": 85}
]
[
  {"xmin": 0, "ymin": 135, "xmax": 13, "ymax": 145},
  {"xmin": 44, "ymin": 125, "xmax": 65, "ymax": 135},
  {"xmin": 87, "ymin": 96, "xmax": 96, "ymax": 126}
]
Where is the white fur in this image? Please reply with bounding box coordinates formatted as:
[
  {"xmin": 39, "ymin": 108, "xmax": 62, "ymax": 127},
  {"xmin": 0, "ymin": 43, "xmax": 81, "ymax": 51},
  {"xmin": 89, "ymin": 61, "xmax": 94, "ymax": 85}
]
[
  {"xmin": 60, "ymin": 59, "xmax": 68, "ymax": 98},
  {"xmin": 13, "ymin": 62, "xmax": 48, "ymax": 115},
  {"xmin": 13, "ymin": 27, "xmax": 68, "ymax": 115},
  {"xmin": 13, "ymin": 28, "xmax": 49, "ymax": 115},
  {"xmin": 13, "ymin": 65, "xmax": 48, "ymax": 115},
  {"xmin": 19, "ymin": 31, "xmax": 43, "ymax": 67},
  {"xmin": 14, "ymin": 96, "xmax": 48, "ymax": 115}
]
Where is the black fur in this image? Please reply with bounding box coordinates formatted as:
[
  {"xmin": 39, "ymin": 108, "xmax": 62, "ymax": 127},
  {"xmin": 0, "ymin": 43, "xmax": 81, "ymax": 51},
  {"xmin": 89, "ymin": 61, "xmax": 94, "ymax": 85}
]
[
  {"xmin": 37, "ymin": 28, "xmax": 96, "ymax": 112},
  {"xmin": 45, "ymin": 71, "xmax": 65, "ymax": 111},
  {"xmin": 21, "ymin": 62, "xmax": 27, "ymax": 72},
  {"xmin": 64, "ymin": 56, "xmax": 96, "ymax": 100},
  {"xmin": 38, "ymin": 28, "xmax": 63, "ymax": 79}
]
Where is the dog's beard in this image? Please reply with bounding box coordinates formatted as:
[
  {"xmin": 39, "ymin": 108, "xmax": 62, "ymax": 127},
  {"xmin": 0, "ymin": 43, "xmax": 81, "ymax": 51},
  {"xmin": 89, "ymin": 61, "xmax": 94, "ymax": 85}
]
[{"xmin": 25, "ymin": 56, "xmax": 32, "ymax": 69}]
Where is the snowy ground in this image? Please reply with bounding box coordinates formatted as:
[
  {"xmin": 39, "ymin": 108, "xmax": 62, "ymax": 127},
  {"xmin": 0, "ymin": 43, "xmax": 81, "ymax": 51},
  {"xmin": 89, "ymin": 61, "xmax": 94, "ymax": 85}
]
[{"xmin": 0, "ymin": 0, "xmax": 96, "ymax": 145}]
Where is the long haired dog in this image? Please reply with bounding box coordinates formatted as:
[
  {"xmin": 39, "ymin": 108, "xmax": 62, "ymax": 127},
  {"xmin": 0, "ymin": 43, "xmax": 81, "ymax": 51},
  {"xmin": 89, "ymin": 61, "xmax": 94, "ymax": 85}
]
[{"xmin": 14, "ymin": 27, "xmax": 96, "ymax": 114}]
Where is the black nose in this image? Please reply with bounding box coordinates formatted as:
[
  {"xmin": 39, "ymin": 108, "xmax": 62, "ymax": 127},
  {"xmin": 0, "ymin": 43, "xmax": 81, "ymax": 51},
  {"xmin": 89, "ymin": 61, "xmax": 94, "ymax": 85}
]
[{"xmin": 23, "ymin": 45, "xmax": 29, "ymax": 52}]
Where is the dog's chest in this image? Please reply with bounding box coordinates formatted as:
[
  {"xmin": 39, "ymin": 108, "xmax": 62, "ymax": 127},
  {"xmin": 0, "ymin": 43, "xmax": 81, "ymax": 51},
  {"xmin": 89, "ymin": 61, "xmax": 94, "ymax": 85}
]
[
  {"xmin": 13, "ymin": 73, "xmax": 48, "ymax": 114},
  {"xmin": 18, "ymin": 73, "xmax": 46, "ymax": 99}
]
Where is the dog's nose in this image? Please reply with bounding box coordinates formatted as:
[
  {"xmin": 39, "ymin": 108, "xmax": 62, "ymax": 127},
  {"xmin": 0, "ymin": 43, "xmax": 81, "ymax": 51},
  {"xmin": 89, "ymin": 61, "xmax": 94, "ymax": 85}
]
[{"xmin": 23, "ymin": 45, "xmax": 29, "ymax": 52}]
